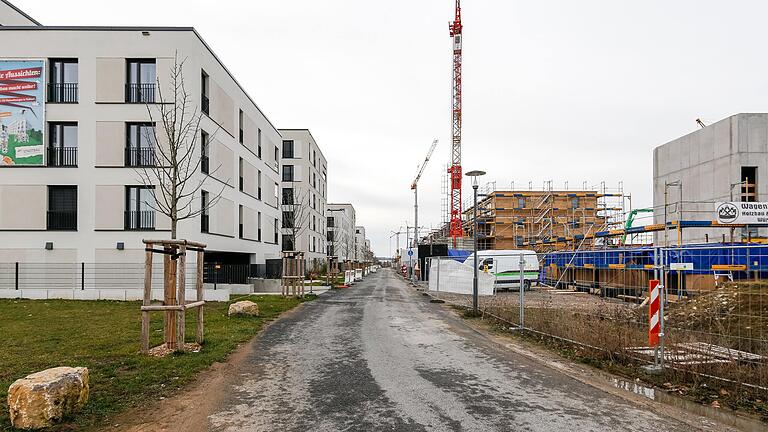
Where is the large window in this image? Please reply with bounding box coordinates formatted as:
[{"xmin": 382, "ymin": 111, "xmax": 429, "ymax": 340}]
[
  {"xmin": 47, "ymin": 122, "xmax": 77, "ymax": 167},
  {"xmin": 47, "ymin": 186, "xmax": 77, "ymax": 230},
  {"xmin": 238, "ymin": 205, "xmax": 244, "ymax": 238},
  {"xmin": 239, "ymin": 158, "xmax": 244, "ymax": 191},
  {"xmin": 282, "ymin": 188, "xmax": 294, "ymax": 205},
  {"xmin": 282, "ymin": 140, "xmax": 294, "ymax": 158},
  {"xmin": 282, "ymin": 211, "xmax": 295, "ymax": 229},
  {"xmin": 125, "ymin": 122, "xmax": 155, "ymax": 167},
  {"xmin": 282, "ymin": 234, "xmax": 294, "ymax": 252},
  {"xmin": 125, "ymin": 186, "xmax": 155, "ymax": 230},
  {"xmin": 238, "ymin": 109, "xmax": 244, "ymax": 144},
  {"xmin": 327, "ymin": 216, "xmax": 334, "ymax": 228},
  {"xmin": 257, "ymin": 129, "xmax": 262, "ymax": 158},
  {"xmin": 49, "ymin": 59, "xmax": 78, "ymax": 103},
  {"xmin": 126, "ymin": 59, "xmax": 156, "ymax": 103},
  {"xmin": 201, "ymin": 70, "xmax": 210, "ymax": 115},
  {"xmin": 282, "ymin": 165, "xmax": 294, "ymax": 182}
]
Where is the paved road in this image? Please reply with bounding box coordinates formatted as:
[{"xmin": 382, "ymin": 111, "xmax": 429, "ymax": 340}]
[{"xmin": 207, "ymin": 270, "xmax": 712, "ymax": 432}]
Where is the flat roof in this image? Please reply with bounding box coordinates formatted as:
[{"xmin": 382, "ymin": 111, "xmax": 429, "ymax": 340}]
[{"xmin": 0, "ymin": 25, "xmax": 281, "ymax": 135}]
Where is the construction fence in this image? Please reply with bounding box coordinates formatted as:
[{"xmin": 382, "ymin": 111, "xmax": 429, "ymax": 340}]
[{"xmin": 426, "ymin": 246, "xmax": 768, "ymax": 401}]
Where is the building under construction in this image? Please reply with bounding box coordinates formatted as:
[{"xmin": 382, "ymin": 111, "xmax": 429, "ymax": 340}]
[{"xmin": 460, "ymin": 183, "xmax": 627, "ymax": 252}]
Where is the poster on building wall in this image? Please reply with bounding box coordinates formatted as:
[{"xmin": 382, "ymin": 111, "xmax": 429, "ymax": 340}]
[
  {"xmin": 716, "ymin": 202, "xmax": 768, "ymax": 225},
  {"xmin": 0, "ymin": 60, "xmax": 45, "ymax": 166}
]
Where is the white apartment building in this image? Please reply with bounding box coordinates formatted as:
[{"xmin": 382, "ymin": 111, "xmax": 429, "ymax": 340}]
[
  {"xmin": 0, "ymin": 4, "xmax": 283, "ymax": 267},
  {"xmin": 354, "ymin": 226, "xmax": 370, "ymax": 261},
  {"xmin": 279, "ymin": 129, "xmax": 328, "ymax": 271},
  {"xmin": 327, "ymin": 203, "xmax": 355, "ymax": 261}
]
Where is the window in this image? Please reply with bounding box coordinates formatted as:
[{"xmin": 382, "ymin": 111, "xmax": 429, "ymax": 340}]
[
  {"xmin": 311, "ymin": 193, "xmax": 316, "ymax": 210},
  {"xmin": 274, "ymin": 146, "xmax": 279, "ymax": 170},
  {"xmin": 312, "ymin": 172, "xmax": 316, "ymax": 189},
  {"xmin": 201, "ymin": 190, "xmax": 210, "ymax": 233},
  {"xmin": 282, "ymin": 211, "xmax": 295, "ymax": 229},
  {"xmin": 238, "ymin": 109, "xmax": 244, "ymax": 144},
  {"xmin": 313, "ymin": 150, "xmax": 316, "ymax": 168},
  {"xmin": 125, "ymin": 122, "xmax": 156, "ymax": 167},
  {"xmin": 327, "ymin": 231, "xmax": 334, "ymax": 241},
  {"xmin": 282, "ymin": 234, "xmax": 294, "ymax": 252},
  {"xmin": 327, "ymin": 216, "xmax": 334, "ymax": 228},
  {"xmin": 125, "ymin": 186, "xmax": 155, "ymax": 230},
  {"xmin": 257, "ymin": 170, "xmax": 262, "ymax": 200},
  {"xmin": 201, "ymin": 70, "xmax": 210, "ymax": 115},
  {"xmin": 257, "ymin": 211, "xmax": 262, "ymax": 241},
  {"xmin": 312, "ymin": 215, "xmax": 316, "ymax": 231},
  {"xmin": 47, "ymin": 186, "xmax": 77, "ymax": 230},
  {"xmin": 274, "ymin": 183, "xmax": 279, "ymax": 207},
  {"xmin": 518, "ymin": 197, "xmax": 526, "ymax": 208},
  {"xmin": 238, "ymin": 205, "xmax": 244, "ymax": 238},
  {"xmin": 49, "ymin": 59, "xmax": 78, "ymax": 103},
  {"xmin": 571, "ymin": 197, "xmax": 580, "ymax": 209},
  {"xmin": 239, "ymin": 158, "xmax": 244, "ymax": 191},
  {"xmin": 126, "ymin": 59, "xmax": 156, "ymax": 103},
  {"xmin": 47, "ymin": 122, "xmax": 77, "ymax": 167},
  {"xmin": 282, "ymin": 165, "xmax": 294, "ymax": 182},
  {"xmin": 257, "ymin": 128, "xmax": 262, "ymax": 158},
  {"xmin": 274, "ymin": 218, "xmax": 279, "ymax": 243},
  {"xmin": 282, "ymin": 140, "xmax": 294, "ymax": 158},
  {"xmin": 282, "ymin": 188, "xmax": 294, "ymax": 205},
  {"xmin": 201, "ymin": 130, "xmax": 209, "ymax": 174}
]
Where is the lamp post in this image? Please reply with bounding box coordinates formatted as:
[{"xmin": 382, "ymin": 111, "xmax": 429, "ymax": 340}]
[{"xmin": 466, "ymin": 170, "xmax": 486, "ymax": 314}]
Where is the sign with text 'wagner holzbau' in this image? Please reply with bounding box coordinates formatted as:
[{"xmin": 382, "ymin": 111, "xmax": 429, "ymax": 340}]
[
  {"xmin": 716, "ymin": 202, "xmax": 768, "ymax": 225},
  {"xmin": 0, "ymin": 60, "xmax": 45, "ymax": 166}
]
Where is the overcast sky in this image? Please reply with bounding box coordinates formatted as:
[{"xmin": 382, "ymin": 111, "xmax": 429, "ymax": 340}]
[{"xmin": 20, "ymin": 0, "xmax": 768, "ymax": 256}]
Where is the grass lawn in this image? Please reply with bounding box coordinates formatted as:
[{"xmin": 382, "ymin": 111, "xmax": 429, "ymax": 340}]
[{"xmin": 0, "ymin": 294, "xmax": 313, "ymax": 431}]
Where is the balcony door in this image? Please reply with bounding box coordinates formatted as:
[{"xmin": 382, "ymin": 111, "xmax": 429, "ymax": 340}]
[{"xmin": 125, "ymin": 186, "xmax": 155, "ymax": 230}]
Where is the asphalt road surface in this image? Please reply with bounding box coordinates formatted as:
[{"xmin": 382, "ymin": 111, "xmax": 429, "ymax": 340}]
[{"xmin": 207, "ymin": 269, "xmax": 718, "ymax": 432}]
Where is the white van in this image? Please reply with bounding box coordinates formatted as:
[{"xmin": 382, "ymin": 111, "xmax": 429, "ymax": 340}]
[{"xmin": 463, "ymin": 250, "xmax": 540, "ymax": 291}]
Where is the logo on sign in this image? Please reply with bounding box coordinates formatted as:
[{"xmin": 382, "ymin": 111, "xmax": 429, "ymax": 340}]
[{"xmin": 717, "ymin": 202, "xmax": 739, "ymax": 223}]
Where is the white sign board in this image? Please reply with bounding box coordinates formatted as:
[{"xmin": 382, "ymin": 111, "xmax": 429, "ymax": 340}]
[
  {"xmin": 715, "ymin": 202, "xmax": 768, "ymax": 225},
  {"xmin": 670, "ymin": 262, "xmax": 693, "ymax": 271}
]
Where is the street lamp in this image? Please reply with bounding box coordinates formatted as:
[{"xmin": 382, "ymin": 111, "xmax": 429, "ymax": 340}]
[{"xmin": 466, "ymin": 170, "xmax": 486, "ymax": 314}]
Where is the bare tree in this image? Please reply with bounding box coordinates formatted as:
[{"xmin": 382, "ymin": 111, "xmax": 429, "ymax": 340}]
[
  {"xmin": 136, "ymin": 54, "xmax": 223, "ymax": 239},
  {"xmin": 281, "ymin": 182, "xmax": 311, "ymax": 252}
]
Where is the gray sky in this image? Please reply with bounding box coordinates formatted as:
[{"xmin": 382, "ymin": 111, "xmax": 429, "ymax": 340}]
[{"xmin": 20, "ymin": 0, "xmax": 768, "ymax": 256}]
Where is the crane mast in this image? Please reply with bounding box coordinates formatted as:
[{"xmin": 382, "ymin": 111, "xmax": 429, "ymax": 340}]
[
  {"xmin": 411, "ymin": 139, "xmax": 439, "ymax": 280},
  {"xmin": 448, "ymin": 0, "xmax": 463, "ymax": 245}
]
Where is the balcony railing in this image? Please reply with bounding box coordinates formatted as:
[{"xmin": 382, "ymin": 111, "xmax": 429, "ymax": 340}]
[
  {"xmin": 201, "ymin": 214, "xmax": 209, "ymax": 233},
  {"xmin": 125, "ymin": 147, "xmax": 156, "ymax": 167},
  {"xmin": 125, "ymin": 83, "xmax": 156, "ymax": 103},
  {"xmin": 48, "ymin": 83, "xmax": 78, "ymax": 103},
  {"xmin": 46, "ymin": 146, "xmax": 77, "ymax": 167},
  {"xmin": 46, "ymin": 211, "xmax": 77, "ymax": 231},
  {"xmin": 124, "ymin": 211, "xmax": 155, "ymax": 230},
  {"xmin": 201, "ymin": 94, "xmax": 210, "ymax": 115}
]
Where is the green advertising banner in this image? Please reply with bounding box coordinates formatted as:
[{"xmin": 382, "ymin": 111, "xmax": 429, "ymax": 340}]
[{"xmin": 0, "ymin": 60, "xmax": 45, "ymax": 166}]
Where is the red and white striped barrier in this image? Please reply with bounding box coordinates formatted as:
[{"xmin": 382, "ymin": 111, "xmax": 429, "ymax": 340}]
[{"xmin": 649, "ymin": 279, "xmax": 661, "ymax": 347}]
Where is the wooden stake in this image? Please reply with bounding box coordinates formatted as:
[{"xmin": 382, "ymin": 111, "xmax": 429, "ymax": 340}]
[
  {"xmin": 141, "ymin": 243, "xmax": 153, "ymax": 353},
  {"xmin": 176, "ymin": 244, "xmax": 187, "ymax": 349},
  {"xmin": 164, "ymin": 247, "xmax": 177, "ymax": 350},
  {"xmin": 196, "ymin": 250, "xmax": 204, "ymax": 344}
]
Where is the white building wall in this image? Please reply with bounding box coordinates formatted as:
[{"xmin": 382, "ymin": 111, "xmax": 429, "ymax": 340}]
[
  {"xmin": 0, "ymin": 0, "xmax": 39, "ymax": 26},
  {"xmin": 279, "ymin": 129, "xmax": 328, "ymax": 270},
  {"xmin": 653, "ymin": 113, "xmax": 768, "ymax": 244},
  {"xmin": 0, "ymin": 27, "xmax": 282, "ymax": 265},
  {"xmin": 328, "ymin": 203, "xmax": 355, "ymax": 261}
]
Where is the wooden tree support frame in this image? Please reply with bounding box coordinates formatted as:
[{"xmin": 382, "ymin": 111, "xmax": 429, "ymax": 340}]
[
  {"xmin": 282, "ymin": 251, "xmax": 305, "ymax": 297},
  {"xmin": 141, "ymin": 239, "xmax": 207, "ymax": 354}
]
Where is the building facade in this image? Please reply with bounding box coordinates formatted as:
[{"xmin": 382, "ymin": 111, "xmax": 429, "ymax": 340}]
[
  {"xmin": 279, "ymin": 129, "xmax": 328, "ymax": 270},
  {"xmin": 0, "ymin": 14, "xmax": 283, "ymax": 266},
  {"xmin": 327, "ymin": 203, "xmax": 355, "ymax": 261},
  {"xmin": 354, "ymin": 226, "xmax": 371, "ymax": 261},
  {"xmin": 0, "ymin": 0, "xmax": 39, "ymax": 26},
  {"xmin": 653, "ymin": 113, "xmax": 768, "ymax": 244}
]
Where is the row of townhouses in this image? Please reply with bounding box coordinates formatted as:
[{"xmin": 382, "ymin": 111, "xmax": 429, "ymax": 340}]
[{"xmin": 0, "ymin": 1, "xmax": 373, "ymax": 272}]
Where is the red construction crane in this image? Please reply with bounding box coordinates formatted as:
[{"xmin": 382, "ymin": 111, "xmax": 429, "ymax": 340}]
[{"xmin": 448, "ymin": 0, "xmax": 464, "ymax": 245}]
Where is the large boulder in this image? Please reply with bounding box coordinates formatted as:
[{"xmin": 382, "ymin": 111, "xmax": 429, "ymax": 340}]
[
  {"xmin": 8, "ymin": 367, "xmax": 89, "ymax": 429},
  {"xmin": 228, "ymin": 300, "xmax": 260, "ymax": 316}
]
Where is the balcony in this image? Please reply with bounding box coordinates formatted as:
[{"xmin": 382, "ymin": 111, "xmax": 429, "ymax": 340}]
[
  {"xmin": 125, "ymin": 147, "xmax": 156, "ymax": 167},
  {"xmin": 46, "ymin": 211, "xmax": 77, "ymax": 231},
  {"xmin": 124, "ymin": 211, "xmax": 155, "ymax": 231},
  {"xmin": 125, "ymin": 83, "xmax": 156, "ymax": 103},
  {"xmin": 46, "ymin": 146, "xmax": 77, "ymax": 167},
  {"xmin": 201, "ymin": 94, "xmax": 210, "ymax": 115},
  {"xmin": 48, "ymin": 83, "xmax": 78, "ymax": 103}
]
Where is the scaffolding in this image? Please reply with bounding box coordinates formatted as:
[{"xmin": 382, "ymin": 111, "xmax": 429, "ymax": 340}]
[{"xmin": 462, "ymin": 181, "xmax": 627, "ymax": 252}]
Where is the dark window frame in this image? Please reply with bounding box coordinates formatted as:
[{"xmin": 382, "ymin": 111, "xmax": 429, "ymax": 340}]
[
  {"xmin": 124, "ymin": 185, "xmax": 155, "ymax": 230},
  {"xmin": 48, "ymin": 58, "xmax": 78, "ymax": 103},
  {"xmin": 47, "ymin": 122, "xmax": 78, "ymax": 167},
  {"xmin": 125, "ymin": 58, "xmax": 156, "ymax": 103},
  {"xmin": 282, "ymin": 140, "xmax": 294, "ymax": 159},
  {"xmin": 47, "ymin": 185, "xmax": 77, "ymax": 231}
]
